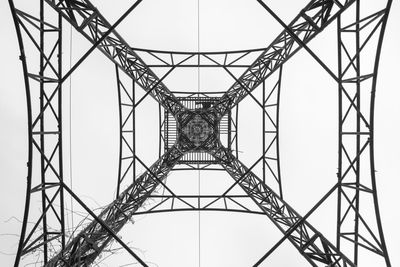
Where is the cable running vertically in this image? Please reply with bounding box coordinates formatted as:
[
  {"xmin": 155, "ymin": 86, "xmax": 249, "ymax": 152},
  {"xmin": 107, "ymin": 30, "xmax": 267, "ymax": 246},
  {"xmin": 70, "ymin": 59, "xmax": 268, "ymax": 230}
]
[
  {"xmin": 197, "ymin": 0, "xmax": 201, "ymax": 266},
  {"xmin": 68, "ymin": 23, "xmax": 75, "ymax": 239}
]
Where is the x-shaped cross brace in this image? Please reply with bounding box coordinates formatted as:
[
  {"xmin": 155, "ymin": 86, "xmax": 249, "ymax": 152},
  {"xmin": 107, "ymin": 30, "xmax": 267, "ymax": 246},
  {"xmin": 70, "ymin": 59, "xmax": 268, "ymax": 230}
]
[{"xmin": 43, "ymin": 0, "xmax": 358, "ymax": 266}]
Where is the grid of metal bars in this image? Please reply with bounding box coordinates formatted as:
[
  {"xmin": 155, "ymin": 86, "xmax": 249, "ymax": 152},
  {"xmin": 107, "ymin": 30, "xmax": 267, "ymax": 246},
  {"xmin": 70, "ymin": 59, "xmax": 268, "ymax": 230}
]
[
  {"xmin": 164, "ymin": 96, "xmax": 231, "ymax": 165},
  {"xmin": 7, "ymin": 0, "xmax": 394, "ymax": 266}
]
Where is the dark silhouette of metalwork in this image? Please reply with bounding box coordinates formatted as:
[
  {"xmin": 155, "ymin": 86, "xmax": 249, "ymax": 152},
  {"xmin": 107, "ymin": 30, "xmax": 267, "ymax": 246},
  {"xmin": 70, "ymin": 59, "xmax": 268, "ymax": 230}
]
[{"xmin": 7, "ymin": 0, "xmax": 393, "ymax": 266}]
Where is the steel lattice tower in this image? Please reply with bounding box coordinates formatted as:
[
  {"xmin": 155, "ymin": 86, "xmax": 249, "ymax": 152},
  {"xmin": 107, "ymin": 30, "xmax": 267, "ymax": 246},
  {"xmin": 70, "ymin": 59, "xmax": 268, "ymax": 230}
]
[{"xmin": 7, "ymin": 0, "xmax": 394, "ymax": 266}]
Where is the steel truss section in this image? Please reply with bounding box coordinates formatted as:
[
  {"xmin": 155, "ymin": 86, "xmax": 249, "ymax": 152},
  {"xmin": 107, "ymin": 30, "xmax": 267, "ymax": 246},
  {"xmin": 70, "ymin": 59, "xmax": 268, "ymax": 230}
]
[
  {"xmin": 10, "ymin": 2, "xmax": 66, "ymax": 265},
  {"xmin": 212, "ymin": 0, "xmax": 356, "ymax": 117},
  {"xmin": 131, "ymin": 47, "xmax": 266, "ymax": 69},
  {"xmin": 262, "ymin": 67, "xmax": 283, "ymax": 197},
  {"xmin": 211, "ymin": 145, "xmax": 354, "ymax": 267},
  {"xmin": 161, "ymin": 92, "xmax": 237, "ymax": 170},
  {"xmin": 159, "ymin": 92, "xmax": 239, "ymax": 172},
  {"xmin": 9, "ymin": 1, "xmax": 151, "ymax": 265},
  {"xmin": 115, "ymin": 65, "xmax": 136, "ymax": 197},
  {"xmin": 336, "ymin": 1, "xmax": 392, "ymax": 265},
  {"xmin": 8, "ymin": 0, "xmax": 394, "ymax": 266},
  {"xmin": 132, "ymin": 150, "xmax": 267, "ymax": 215},
  {"xmin": 47, "ymin": 146, "xmax": 183, "ymax": 266},
  {"xmin": 44, "ymin": 0, "xmax": 186, "ymax": 117}
]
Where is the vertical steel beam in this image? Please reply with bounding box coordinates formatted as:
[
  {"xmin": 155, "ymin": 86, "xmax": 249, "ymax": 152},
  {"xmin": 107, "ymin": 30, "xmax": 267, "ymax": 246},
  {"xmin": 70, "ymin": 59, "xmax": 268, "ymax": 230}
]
[
  {"xmin": 10, "ymin": 1, "xmax": 66, "ymax": 264},
  {"xmin": 261, "ymin": 67, "xmax": 283, "ymax": 197},
  {"xmin": 336, "ymin": 1, "xmax": 392, "ymax": 265},
  {"xmin": 235, "ymin": 105, "xmax": 239, "ymax": 158},
  {"xmin": 116, "ymin": 66, "xmax": 137, "ymax": 197},
  {"xmin": 132, "ymin": 81, "xmax": 136, "ymax": 184},
  {"xmin": 39, "ymin": 1, "xmax": 49, "ymax": 262},
  {"xmin": 336, "ymin": 14, "xmax": 343, "ymax": 255},
  {"xmin": 262, "ymin": 81, "xmax": 266, "ymax": 184},
  {"xmin": 354, "ymin": 2, "xmax": 362, "ymax": 263},
  {"xmin": 57, "ymin": 9, "xmax": 66, "ymax": 254},
  {"xmin": 117, "ymin": 64, "xmax": 123, "ymax": 197},
  {"xmin": 276, "ymin": 67, "xmax": 283, "ymax": 198},
  {"xmin": 159, "ymin": 104, "xmax": 163, "ymax": 157},
  {"xmin": 9, "ymin": 0, "xmax": 33, "ymax": 264},
  {"xmin": 57, "ymin": 2, "xmax": 66, "ymax": 258}
]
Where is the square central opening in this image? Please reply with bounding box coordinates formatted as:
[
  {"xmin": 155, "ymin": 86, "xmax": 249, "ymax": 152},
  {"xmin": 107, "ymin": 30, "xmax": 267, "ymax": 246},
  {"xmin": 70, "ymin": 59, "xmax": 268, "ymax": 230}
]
[{"xmin": 162, "ymin": 95, "xmax": 233, "ymax": 165}]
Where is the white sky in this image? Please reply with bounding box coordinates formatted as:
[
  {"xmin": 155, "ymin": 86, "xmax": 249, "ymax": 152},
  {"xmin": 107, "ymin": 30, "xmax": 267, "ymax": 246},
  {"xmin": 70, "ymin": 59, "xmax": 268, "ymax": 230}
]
[{"xmin": 1, "ymin": 0, "xmax": 400, "ymax": 266}]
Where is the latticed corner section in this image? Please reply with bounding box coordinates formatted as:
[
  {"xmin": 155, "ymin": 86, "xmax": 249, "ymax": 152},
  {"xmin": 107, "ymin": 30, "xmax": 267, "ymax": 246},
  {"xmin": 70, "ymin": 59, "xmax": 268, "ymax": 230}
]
[{"xmin": 163, "ymin": 95, "xmax": 232, "ymax": 165}]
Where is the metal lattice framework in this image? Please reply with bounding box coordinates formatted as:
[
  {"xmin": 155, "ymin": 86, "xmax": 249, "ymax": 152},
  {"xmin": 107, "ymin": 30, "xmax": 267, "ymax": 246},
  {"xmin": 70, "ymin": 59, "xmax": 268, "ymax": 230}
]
[{"xmin": 7, "ymin": 0, "xmax": 393, "ymax": 266}]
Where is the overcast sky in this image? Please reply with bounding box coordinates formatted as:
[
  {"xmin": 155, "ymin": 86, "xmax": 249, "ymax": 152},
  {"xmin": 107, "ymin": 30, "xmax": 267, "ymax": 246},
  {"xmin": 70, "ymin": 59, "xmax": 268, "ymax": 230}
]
[{"xmin": 1, "ymin": 0, "xmax": 400, "ymax": 266}]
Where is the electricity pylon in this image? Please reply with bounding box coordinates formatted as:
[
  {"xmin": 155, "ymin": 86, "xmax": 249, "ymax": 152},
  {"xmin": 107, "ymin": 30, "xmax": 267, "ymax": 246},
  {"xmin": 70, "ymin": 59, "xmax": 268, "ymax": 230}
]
[{"xmin": 8, "ymin": 0, "xmax": 393, "ymax": 266}]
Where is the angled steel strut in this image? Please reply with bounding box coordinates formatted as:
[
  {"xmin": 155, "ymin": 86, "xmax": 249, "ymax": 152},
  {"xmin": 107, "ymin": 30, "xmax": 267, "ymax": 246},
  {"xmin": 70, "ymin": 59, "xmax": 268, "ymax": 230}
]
[
  {"xmin": 48, "ymin": 106, "xmax": 354, "ymax": 266},
  {"xmin": 47, "ymin": 106, "xmax": 221, "ymax": 265},
  {"xmin": 47, "ymin": 146, "xmax": 184, "ymax": 266},
  {"xmin": 212, "ymin": 0, "xmax": 355, "ymax": 117},
  {"xmin": 45, "ymin": 0, "xmax": 186, "ymax": 116},
  {"xmin": 211, "ymin": 145, "xmax": 355, "ymax": 267}
]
